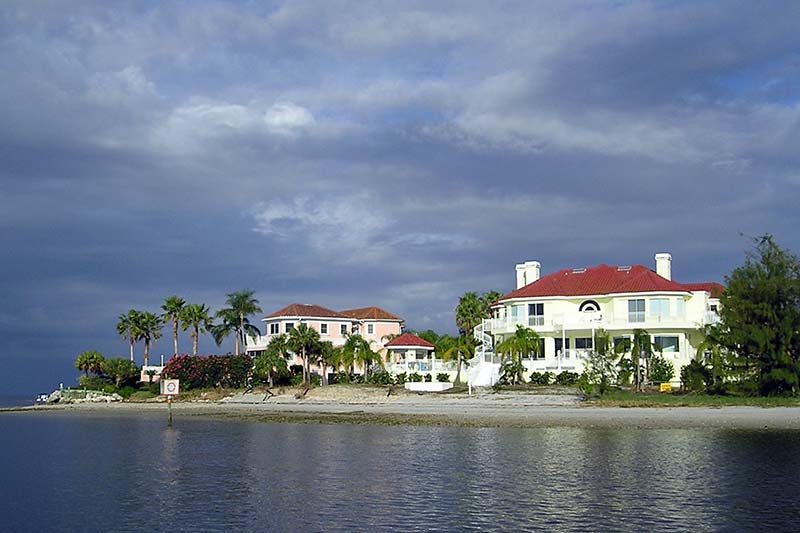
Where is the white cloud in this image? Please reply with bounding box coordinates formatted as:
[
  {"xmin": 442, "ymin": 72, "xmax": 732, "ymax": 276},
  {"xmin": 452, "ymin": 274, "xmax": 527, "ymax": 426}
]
[
  {"xmin": 264, "ymin": 102, "xmax": 315, "ymax": 136},
  {"xmin": 87, "ymin": 65, "xmax": 156, "ymax": 104}
]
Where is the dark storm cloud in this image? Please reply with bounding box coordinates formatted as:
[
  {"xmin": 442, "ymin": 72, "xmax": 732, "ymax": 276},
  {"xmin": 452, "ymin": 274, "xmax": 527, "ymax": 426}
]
[{"xmin": 1, "ymin": 0, "xmax": 799, "ymax": 393}]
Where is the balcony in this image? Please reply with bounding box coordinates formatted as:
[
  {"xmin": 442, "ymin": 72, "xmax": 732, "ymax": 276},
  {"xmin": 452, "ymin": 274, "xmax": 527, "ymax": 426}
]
[{"xmin": 484, "ymin": 310, "xmax": 706, "ymax": 335}]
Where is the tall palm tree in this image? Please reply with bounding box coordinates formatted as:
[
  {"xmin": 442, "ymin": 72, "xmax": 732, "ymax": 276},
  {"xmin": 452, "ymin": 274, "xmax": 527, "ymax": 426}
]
[
  {"xmin": 180, "ymin": 303, "xmax": 213, "ymax": 357},
  {"xmin": 136, "ymin": 312, "xmax": 164, "ymax": 367},
  {"xmin": 455, "ymin": 292, "xmax": 483, "ymax": 336},
  {"xmin": 210, "ymin": 308, "xmax": 238, "ymax": 353},
  {"xmin": 287, "ymin": 323, "xmax": 320, "ymax": 384},
  {"xmin": 222, "ymin": 289, "xmax": 263, "ymax": 355},
  {"xmin": 161, "ymin": 296, "xmax": 186, "ymax": 358},
  {"xmin": 116, "ymin": 309, "xmax": 141, "ymax": 362}
]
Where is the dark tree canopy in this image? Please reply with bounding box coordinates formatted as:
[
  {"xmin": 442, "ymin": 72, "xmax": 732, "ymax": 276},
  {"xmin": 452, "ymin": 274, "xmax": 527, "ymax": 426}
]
[{"xmin": 718, "ymin": 235, "xmax": 800, "ymax": 395}]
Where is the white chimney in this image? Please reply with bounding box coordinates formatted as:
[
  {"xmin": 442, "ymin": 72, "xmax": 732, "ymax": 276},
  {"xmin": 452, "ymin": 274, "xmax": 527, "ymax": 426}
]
[
  {"xmin": 655, "ymin": 253, "xmax": 672, "ymax": 280},
  {"xmin": 515, "ymin": 260, "xmax": 541, "ymax": 289}
]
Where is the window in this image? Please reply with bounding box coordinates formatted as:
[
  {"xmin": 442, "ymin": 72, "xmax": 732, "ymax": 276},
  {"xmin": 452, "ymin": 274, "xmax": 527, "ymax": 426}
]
[
  {"xmin": 367, "ymin": 324, "xmax": 374, "ymax": 335},
  {"xmin": 613, "ymin": 336, "xmax": 628, "ymax": 350},
  {"xmin": 269, "ymin": 323, "xmax": 279, "ymax": 335},
  {"xmin": 555, "ymin": 338, "xmax": 571, "ymax": 357},
  {"xmin": 320, "ymin": 323, "xmax": 328, "ymax": 335},
  {"xmin": 628, "ymin": 299, "xmax": 645, "ymax": 323},
  {"xmin": 528, "ymin": 303, "xmax": 544, "ymax": 326},
  {"xmin": 710, "ymin": 304, "xmax": 718, "ymax": 313},
  {"xmin": 654, "ymin": 336, "xmax": 679, "ymax": 353},
  {"xmin": 340, "ymin": 324, "xmax": 348, "ymax": 335},
  {"xmin": 285, "ymin": 322, "xmax": 295, "ymax": 332},
  {"xmin": 650, "ymin": 298, "xmax": 669, "ymax": 319},
  {"xmin": 575, "ymin": 337, "xmax": 593, "ymax": 350},
  {"xmin": 510, "ymin": 304, "xmax": 523, "ymax": 320}
]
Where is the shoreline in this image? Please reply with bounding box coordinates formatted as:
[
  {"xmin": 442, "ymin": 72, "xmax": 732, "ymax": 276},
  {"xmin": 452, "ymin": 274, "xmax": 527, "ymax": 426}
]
[{"xmin": 5, "ymin": 389, "xmax": 800, "ymax": 429}]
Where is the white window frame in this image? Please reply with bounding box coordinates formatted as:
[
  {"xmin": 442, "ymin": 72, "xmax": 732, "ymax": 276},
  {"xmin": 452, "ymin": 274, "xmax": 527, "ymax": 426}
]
[
  {"xmin": 528, "ymin": 303, "xmax": 544, "ymax": 326},
  {"xmin": 628, "ymin": 299, "xmax": 645, "ymax": 323},
  {"xmin": 367, "ymin": 323, "xmax": 374, "ymax": 335},
  {"xmin": 320, "ymin": 323, "xmax": 328, "ymax": 335},
  {"xmin": 340, "ymin": 324, "xmax": 348, "ymax": 335},
  {"xmin": 285, "ymin": 322, "xmax": 294, "ymax": 332},
  {"xmin": 269, "ymin": 323, "xmax": 279, "ymax": 335}
]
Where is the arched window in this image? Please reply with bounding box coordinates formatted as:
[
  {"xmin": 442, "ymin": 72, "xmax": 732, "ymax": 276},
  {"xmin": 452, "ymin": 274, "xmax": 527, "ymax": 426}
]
[{"xmin": 579, "ymin": 300, "xmax": 600, "ymax": 312}]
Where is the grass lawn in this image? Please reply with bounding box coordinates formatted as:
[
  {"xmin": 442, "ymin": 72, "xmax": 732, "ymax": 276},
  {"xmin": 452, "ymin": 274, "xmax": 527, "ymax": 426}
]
[{"xmin": 583, "ymin": 389, "xmax": 800, "ymax": 408}]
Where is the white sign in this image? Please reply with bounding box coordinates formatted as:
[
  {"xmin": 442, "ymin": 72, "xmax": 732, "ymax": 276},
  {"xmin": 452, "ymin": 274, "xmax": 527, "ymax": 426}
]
[{"xmin": 161, "ymin": 379, "xmax": 180, "ymax": 396}]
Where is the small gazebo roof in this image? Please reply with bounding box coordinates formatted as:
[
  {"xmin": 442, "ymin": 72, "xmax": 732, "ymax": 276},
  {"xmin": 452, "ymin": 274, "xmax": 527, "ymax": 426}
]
[{"xmin": 384, "ymin": 333, "xmax": 435, "ymax": 351}]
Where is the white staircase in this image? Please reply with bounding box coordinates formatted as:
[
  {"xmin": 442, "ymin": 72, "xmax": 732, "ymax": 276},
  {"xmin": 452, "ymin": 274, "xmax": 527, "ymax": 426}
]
[{"xmin": 468, "ymin": 320, "xmax": 500, "ymax": 387}]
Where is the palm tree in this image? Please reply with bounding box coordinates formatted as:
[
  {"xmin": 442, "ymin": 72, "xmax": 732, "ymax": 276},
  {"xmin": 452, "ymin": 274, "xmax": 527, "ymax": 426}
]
[
  {"xmin": 75, "ymin": 350, "xmax": 105, "ymax": 376},
  {"xmin": 287, "ymin": 323, "xmax": 320, "ymax": 384},
  {"xmin": 343, "ymin": 333, "xmax": 379, "ymax": 380},
  {"xmin": 180, "ymin": 303, "xmax": 213, "ymax": 357},
  {"xmin": 222, "ymin": 289, "xmax": 263, "ymax": 355},
  {"xmin": 440, "ymin": 334, "xmax": 475, "ymax": 384},
  {"xmin": 136, "ymin": 312, "xmax": 163, "ymax": 367},
  {"xmin": 316, "ymin": 340, "xmax": 337, "ymax": 385},
  {"xmin": 116, "ymin": 309, "xmax": 141, "ymax": 362},
  {"xmin": 496, "ymin": 325, "xmax": 541, "ymax": 384},
  {"xmin": 455, "ymin": 292, "xmax": 483, "ymax": 336},
  {"xmin": 161, "ymin": 296, "xmax": 186, "ymax": 358},
  {"xmin": 625, "ymin": 329, "xmax": 653, "ymax": 391},
  {"xmin": 210, "ymin": 308, "xmax": 238, "ymax": 353}
]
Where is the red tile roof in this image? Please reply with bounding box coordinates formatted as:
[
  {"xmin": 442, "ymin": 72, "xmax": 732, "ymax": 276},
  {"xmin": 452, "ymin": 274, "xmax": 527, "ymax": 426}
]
[
  {"xmin": 682, "ymin": 282, "xmax": 725, "ymax": 298},
  {"xmin": 500, "ymin": 264, "xmax": 720, "ymax": 301},
  {"xmin": 384, "ymin": 333, "xmax": 435, "ymax": 349},
  {"xmin": 339, "ymin": 306, "xmax": 403, "ymax": 321},
  {"xmin": 265, "ymin": 303, "xmax": 348, "ymax": 320}
]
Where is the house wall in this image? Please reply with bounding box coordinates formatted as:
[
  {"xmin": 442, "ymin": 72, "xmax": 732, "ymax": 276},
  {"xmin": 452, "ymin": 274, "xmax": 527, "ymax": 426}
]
[{"xmin": 486, "ymin": 290, "xmax": 719, "ymax": 386}]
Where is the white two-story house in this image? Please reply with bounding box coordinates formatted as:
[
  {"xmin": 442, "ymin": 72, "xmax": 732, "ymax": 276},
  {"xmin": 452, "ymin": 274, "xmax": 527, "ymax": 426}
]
[{"xmin": 472, "ymin": 253, "xmax": 723, "ymax": 386}]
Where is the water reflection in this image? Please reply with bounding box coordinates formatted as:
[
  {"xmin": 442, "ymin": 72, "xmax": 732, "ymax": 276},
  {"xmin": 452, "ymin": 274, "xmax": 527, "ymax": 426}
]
[{"xmin": 2, "ymin": 414, "xmax": 800, "ymax": 532}]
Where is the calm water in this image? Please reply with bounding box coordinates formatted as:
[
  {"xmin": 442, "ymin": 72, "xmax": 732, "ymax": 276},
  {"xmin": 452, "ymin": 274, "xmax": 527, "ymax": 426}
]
[{"xmin": 1, "ymin": 412, "xmax": 799, "ymax": 532}]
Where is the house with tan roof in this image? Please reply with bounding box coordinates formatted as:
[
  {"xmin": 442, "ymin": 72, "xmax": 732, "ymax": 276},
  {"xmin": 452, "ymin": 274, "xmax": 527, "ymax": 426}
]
[
  {"xmin": 470, "ymin": 253, "xmax": 723, "ymax": 386},
  {"xmin": 245, "ymin": 303, "xmax": 404, "ymax": 371}
]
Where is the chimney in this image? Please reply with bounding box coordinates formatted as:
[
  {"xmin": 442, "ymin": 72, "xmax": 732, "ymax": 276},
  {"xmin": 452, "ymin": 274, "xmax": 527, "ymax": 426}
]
[
  {"xmin": 655, "ymin": 253, "xmax": 672, "ymax": 280},
  {"xmin": 515, "ymin": 260, "xmax": 541, "ymax": 289}
]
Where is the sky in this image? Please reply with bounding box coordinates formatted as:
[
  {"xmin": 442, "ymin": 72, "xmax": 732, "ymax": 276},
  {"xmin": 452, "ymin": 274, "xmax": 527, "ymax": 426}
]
[{"xmin": 1, "ymin": 0, "xmax": 799, "ymax": 394}]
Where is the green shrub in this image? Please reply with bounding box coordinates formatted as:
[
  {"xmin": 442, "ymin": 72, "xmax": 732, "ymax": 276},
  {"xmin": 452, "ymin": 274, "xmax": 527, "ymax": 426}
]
[
  {"xmin": 650, "ymin": 355, "xmax": 675, "ymax": 384},
  {"xmin": 117, "ymin": 386, "xmax": 136, "ymax": 398},
  {"xmin": 498, "ymin": 360, "xmax": 525, "ymax": 385},
  {"xmin": 555, "ymin": 371, "xmax": 580, "ymax": 386},
  {"xmin": 394, "ymin": 372, "xmax": 408, "ymax": 385},
  {"xmin": 290, "ymin": 374, "xmax": 303, "ymax": 386},
  {"xmin": 146, "ymin": 383, "xmax": 160, "ymax": 395},
  {"xmin": 289, "ymin": 364, "xmax": 304, "ymax": 376},
  {"xmin": 424, "ymin": 373, "xmax": 433, "ymax": 382},
  {"xmin": 408, "ymin": 372, "xmax": 423, "ymax": 382},
  {"xmin": 368, "ymin": 371, "xmax": 394, "ymax": 385},
  {"xmin": 436, "ymin": 373, "xmax": 450, "ymax": 383},
  {"xmin": 78, "ymin": 375, "xmax": 111, "ymax": 390},
  {"xmin": 530, "ymin": 371, "xmax": 553, "ymax": 385},
  {"xmin": 681, "ymin": 360, "xmax": 709, "ymax": 392},
  {"xmin": 128, "ymin": 390, "xmax": 155, "ymax": 402}
]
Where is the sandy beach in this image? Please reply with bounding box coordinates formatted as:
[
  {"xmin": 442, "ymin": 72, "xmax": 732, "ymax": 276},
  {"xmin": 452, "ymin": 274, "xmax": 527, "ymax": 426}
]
[{"xmin": 5, "ymin": 386, "xmax": 800, "ymax": 429}]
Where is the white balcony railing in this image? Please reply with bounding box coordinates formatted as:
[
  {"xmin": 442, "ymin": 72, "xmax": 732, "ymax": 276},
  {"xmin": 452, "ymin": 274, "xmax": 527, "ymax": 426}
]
[
  {"xmin": 484, "ymin": 310, "xmax": 712, "ymax": 334},
  {"xmin": 387, "ymin": 360, "xmax": 457, "ymax": 374}
]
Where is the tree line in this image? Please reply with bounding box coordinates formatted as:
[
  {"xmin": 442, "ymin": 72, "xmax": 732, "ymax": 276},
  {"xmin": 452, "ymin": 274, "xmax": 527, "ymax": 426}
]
[{"xmin": 115, "ymin": 289, "xmax": 262, "ymax": 366}]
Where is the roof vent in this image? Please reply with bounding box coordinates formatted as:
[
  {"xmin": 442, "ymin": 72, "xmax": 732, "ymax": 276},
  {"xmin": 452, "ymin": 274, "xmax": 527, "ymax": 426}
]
[
  {"xmin": 571, "ymin": 268, "xmax": 586, "ymax": 274},
  {"xmin": 617, "ymin": 265, "xmax": 631, "ymax": 271}
]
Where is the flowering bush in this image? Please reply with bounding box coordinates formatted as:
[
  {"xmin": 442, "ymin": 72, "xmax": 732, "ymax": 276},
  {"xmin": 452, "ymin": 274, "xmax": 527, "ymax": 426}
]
[{"xmin": 162, "ymin": 354, "xmax": 251, "ymax": 390}]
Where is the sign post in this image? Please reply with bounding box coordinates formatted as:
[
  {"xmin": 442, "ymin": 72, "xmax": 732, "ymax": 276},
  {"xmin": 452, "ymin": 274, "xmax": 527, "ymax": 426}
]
[{"xmin": 160, "ymin": 379, "xmax": 180, "ymax": 426}]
